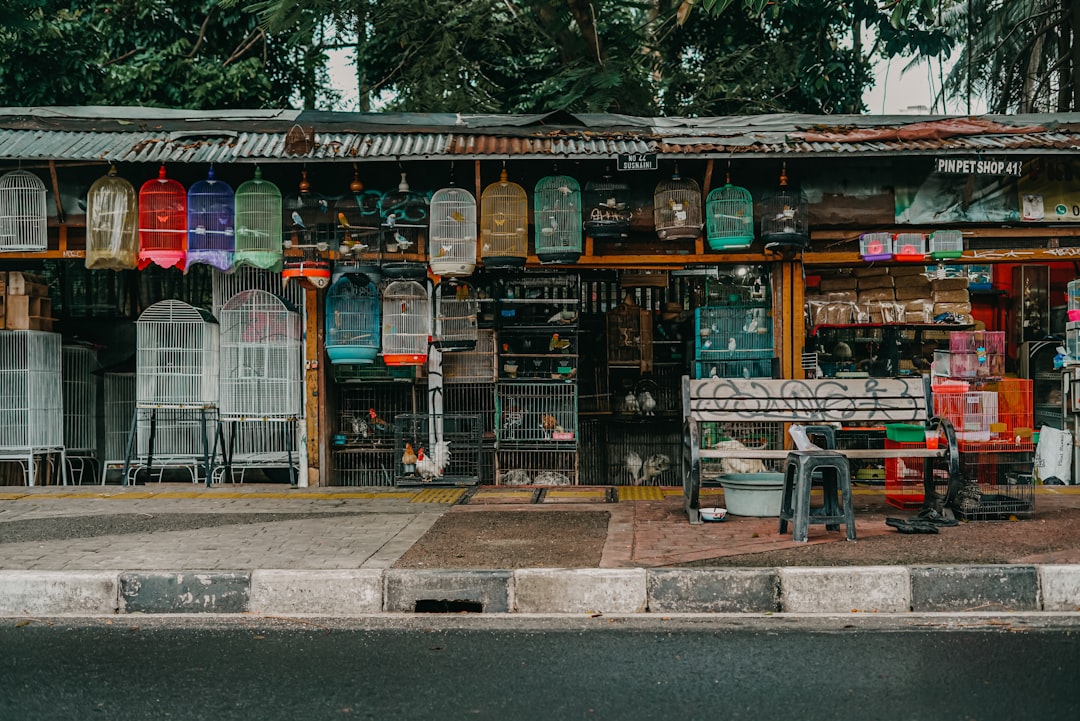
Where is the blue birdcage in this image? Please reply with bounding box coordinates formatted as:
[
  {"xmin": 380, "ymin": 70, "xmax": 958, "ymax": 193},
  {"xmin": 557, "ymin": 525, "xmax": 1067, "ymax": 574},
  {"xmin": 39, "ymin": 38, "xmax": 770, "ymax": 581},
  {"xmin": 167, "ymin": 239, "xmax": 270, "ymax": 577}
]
[
  {"xmin": 234, "ymin": 167, "xmax": 284, "ymax": 271},
  {"xmin": 186, "ymin": 167, "xmax": 235, "ymax": 272},
  {"xmin": 534, "ymin": 175, "xmax": 582, "ymax": 263},
  {"xmin": 326, "ymin": 273, "xmax": 381, "ymax": 364}
]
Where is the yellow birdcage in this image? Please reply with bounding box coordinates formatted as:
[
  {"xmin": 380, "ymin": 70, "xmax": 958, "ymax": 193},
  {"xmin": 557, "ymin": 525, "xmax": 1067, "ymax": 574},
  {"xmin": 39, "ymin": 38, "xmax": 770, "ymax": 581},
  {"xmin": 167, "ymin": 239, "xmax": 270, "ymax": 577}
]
[
  {"xmin": 653, "ymin": 165, "xmax": 702, "ymax": 240},
  {"xmin": 480, "ymin": 167, "xmax": 528, "ymax": 269}
]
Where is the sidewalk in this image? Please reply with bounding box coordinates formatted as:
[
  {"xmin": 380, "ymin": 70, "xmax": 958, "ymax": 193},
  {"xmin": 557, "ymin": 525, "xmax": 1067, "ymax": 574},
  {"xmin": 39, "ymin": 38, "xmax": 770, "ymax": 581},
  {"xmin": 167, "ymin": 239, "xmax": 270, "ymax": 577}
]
[{"xmin": 1, "ymin": 484, "xmax": 1080, "ymax": 616}]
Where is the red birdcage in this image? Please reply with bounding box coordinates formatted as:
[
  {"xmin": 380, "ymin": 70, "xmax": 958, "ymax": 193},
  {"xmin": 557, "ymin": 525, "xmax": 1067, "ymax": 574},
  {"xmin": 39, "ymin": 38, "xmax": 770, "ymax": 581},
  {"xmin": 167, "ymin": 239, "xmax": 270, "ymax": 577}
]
[{"xmin": 138, "ymin": 165, "xmax": 187, "ymax": 270}]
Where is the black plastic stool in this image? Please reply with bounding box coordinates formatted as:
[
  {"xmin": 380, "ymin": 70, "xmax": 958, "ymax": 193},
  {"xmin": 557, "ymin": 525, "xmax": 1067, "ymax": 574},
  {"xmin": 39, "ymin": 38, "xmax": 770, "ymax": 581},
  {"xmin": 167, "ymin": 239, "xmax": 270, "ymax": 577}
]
[{"xmin": 779, "ymin": 450, "xmax": 856, "ymax": 543}]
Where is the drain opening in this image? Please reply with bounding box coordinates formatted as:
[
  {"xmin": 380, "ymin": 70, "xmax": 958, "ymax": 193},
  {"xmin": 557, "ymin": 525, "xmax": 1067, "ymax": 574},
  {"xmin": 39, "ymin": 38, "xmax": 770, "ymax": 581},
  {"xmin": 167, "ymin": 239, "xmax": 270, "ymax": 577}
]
[{"xmin": 414, "ymin": 599, "xmax": 484, "ymax": 613}]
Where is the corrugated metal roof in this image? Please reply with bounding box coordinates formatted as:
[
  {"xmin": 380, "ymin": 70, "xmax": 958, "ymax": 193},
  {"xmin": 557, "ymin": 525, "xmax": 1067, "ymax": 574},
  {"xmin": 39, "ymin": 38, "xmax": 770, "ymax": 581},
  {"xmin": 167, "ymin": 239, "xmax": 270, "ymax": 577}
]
[{"xmin": 1, "ymin": 107, "xmax": 1079, "ymax": 163}]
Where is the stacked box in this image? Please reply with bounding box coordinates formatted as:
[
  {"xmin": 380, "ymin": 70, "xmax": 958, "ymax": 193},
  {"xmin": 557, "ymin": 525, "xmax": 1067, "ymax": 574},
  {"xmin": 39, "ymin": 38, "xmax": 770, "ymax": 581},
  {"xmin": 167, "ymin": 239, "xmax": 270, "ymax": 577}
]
[
  {"xmin": 5, "ymin": 271, "xmax": 53, "ymax": 331},
  {"xmin": 931, "ymin": 276, "xmax": 971, "ymax": 323}
]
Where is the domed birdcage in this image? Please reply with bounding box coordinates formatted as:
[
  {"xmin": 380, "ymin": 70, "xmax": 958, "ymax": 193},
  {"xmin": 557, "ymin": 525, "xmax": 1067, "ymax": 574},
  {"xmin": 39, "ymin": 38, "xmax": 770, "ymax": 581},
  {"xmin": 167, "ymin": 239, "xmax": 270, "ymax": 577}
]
[
  {"xmin": 583, "ymin": 168, "xmax": 631, "ymax": 240},
  {"xmin": 186, "ymin": 166, "xmax": 235, "ymax": 272},
  {"xmin": 480, "ymin": 167, "xmax": 528, "ymax": 269},
  {"xmin": 534, "ymin": 174, "xmax": 582, "ymax": 263},
  {"xmin": 85, "ymin": 164, "xmax": 138, "ymax": 270},
  {"xmin": 705, "ymin": 171, "xmax": 754, "ymax": 251},
  {"xmin": 335, "ymin": 172, "xmax": 380, "ymax": 261},
  {"xmin": 138, "ymin": 165, "xmax": 187, "ymax": 270},
  {"xmin": 135, "ymin": 300, "xmax": 219, "ymax": 409},
  {"xmin": 428, "ymin": 186, "xmax": 477, "ymax": 277},
  {"xmin": 326, "ymin": 272, "xmax": 380, "ymax": 365},
  {"xmin": 234, "ymin": 166, "xmax": 283, "ymax": 271},
  {"xmin": 433, "ymin": 280, "xmax": 479, "ymax": 352},
  {"xmin": 0, "ymin": 169, "xmax": 47, "ymax": 252},
  {"xmin": 653, "ymin": 165, "xmax": 702, "ymax": 241},
  {"xmin": 759, "ymin": 162, "xmax": 808, "ymax": 254},
  {"xmin": 381, "ymin": 280, "xmax": 431, "ymax": 366}
]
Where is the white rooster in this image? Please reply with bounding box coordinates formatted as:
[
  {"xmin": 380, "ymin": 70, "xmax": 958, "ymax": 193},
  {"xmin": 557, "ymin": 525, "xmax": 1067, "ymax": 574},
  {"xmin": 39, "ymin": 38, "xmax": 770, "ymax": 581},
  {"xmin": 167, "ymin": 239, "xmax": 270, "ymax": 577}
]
[{"xmin": 415, "ymin": 442, "xmax": 451, "ymax": 483}]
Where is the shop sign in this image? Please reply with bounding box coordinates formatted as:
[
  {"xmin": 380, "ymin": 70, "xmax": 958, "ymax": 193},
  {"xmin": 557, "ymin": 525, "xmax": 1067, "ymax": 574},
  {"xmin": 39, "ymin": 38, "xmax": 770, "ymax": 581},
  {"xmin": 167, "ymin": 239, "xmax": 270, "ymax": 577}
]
[
  {"xmin": 934, "ymin": 157, "xmax": 1024, "ymax": 177},
  {"xmin": 617, "ymin": 153, "xmax": 657, "ymax": 171}
]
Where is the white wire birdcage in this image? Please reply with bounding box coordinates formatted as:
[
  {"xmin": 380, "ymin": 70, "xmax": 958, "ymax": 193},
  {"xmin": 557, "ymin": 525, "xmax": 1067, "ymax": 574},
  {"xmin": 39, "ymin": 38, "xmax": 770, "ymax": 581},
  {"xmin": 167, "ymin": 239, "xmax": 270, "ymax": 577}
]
[
  {"xmin": 135, "ymin": 300, "xmax": 219, "ymax": 408},
  {"xmin": 103, "ymin": 371, "xmax": 136, "ymax": 465},
  {"xmin": 653, "ymin": 167, "xmax": 702, "ymax": 241},
  {"xmin": 85, "ymin": 164, "xmax": 138, "ymax": 270},
  {"xmin": 583, "ymin": 169, "xmax": 631, "ymax": 239},
  {"xmin": 381, "ymin": 280, "xmax": 430, "ymax": 366},
  {"xmin": 433, "ymin": 281, "xmax": 479, "ymax": 351},
  {"xmin": 234, "ymin": 166, "xmax": 284, "ymax": 271},
  {"xmin": 186, "ymin": 166, "xmax": 235, "ymax": 272},
  {"xmin": 480, "ymin": 168, "xmax": 528, "ymax": 268},
  {"xmin": 138, "ymin": 165, "xmax": 187, "ymax": 270},
  {"xmin": 428, "ymin": 186, "xmax": 477, "ymax": 277},
  {"xmin": 62, "ymin": 344, "xmax": 98, "ymax": 454},
  {"xmin": 212, "ymin": 264, "xmax": 305, "ymax": 317},
  {"xmin": 326, "ymin": 272, "xmax": 380, "ymax": 364},
  {"xmin": 0, "ymin": 330, "xmax": 64, "ymax": 485},
  {"xmin": 705, "ymin": 181, "xmax": 754, "ymax": 250},
  {"xmin": 219, "ymin": 289, "xmax": 302, "ymax": 420},
  {"xmin": 0, "ymin": 170, "xmax": 47, "ymax": 252},
  {"xmin": 534, "ymin": 175, "xmax": 583, "ymax": 263},
  {"xmin": 759, "ymin": 163, "xmax": 808, "ymax": 252}
]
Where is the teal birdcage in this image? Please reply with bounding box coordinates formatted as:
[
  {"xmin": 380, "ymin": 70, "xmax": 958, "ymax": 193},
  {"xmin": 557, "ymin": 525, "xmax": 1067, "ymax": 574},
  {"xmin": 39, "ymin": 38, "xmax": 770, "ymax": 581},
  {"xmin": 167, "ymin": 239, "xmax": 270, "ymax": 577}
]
[
  {"xmin": 326, "ymin": 273, "xmax": 380, "ymax": 365},
  {"xmin": 0, "ymin": 169, "xmax": 47, "ymax": 252},
  {"xmin": 705, "ymin": 176, "xmax": 754, "ymax": 250},
  {"xmin": 187, "ymin": 166, "xmax": 235, "ymax": 272},
  {"xmin": 234, "ymin": 167, "xmax": 283, "ymax": 271},
  {"xmin": 654, "ymin": 165, "xmax": 702, "ymax": 241},
  {"xmin": 480, "ymin": 167, "xmax": 528, "ymax": 269},
  {"xmin": 429, "ymin": 186, "xmax": 477, "ymax": 277},
  {"xmin": 534, "ymin": 174, "xmax": 582, "ymax": 263},
  {"xmin": 85, "ymin": 164, "xmax": 138, "ymax": 270}
]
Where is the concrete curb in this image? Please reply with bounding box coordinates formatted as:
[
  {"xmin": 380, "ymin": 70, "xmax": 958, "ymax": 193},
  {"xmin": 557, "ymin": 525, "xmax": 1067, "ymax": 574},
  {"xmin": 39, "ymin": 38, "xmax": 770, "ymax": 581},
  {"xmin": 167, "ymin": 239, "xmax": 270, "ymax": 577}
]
[{"xmin": 2, "ymin": 566, "xmax": 1079, "ymax": 616}]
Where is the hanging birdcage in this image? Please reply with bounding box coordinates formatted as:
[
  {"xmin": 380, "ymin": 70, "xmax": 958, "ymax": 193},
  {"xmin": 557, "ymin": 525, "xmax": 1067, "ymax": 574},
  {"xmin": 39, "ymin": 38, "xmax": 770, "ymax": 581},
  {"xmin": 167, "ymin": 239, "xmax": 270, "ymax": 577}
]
[
  {"xmin": 705, "ymin": 178, "xmax": 754, "ymax": 250},
  {"xmin": 233, "ymin": 166, "xmax": 283, "ymax": 271},
  {"xmin": 433, "ymin": 280, "xmax": 479, "ymax": 351},
  {"xmin": 135, "ymin": 300, "xmax": 219, "ymax": 408},
  {"xmin": 138, "ymin": 165, "xmax": 187, "ymax": 270},
  {"xmin": 85, "ymin": 164, "xmax": 138, "ymax": 270},
  {"xmin": 0, "ymin": 169, "xmax": 47, "ymax": 252},
  {"xmin": 653, "ymin": 166, "xmax": 702, "ymax": 241},
  {"xmin": 583, "ymin": 169, "xmax": 631, "ymax": 240},
  {"xmin": 428, "ymin": 186, "xmax": 477, "ymax": 277},
  {"xmin": 381, "ymin": 280, "xmax": 431, "ymax": 366},
  {"xmin": 480, "ymin": 168, "xmax": 528, "ymax": 269},
  {"xmin": 219, "ymin": 289, "xmax": 302, "ymax": 420},
  {"xmin": 534, "ymin": 174, "xmax": 583, "ymax": 263},
  {"xmin": 326, "ymin": 273, "xmax": 380, "ymax": 364},
  {"xmin": 0, "ymin": 330, "xmax": 64, "ymax": 485},
  {"xmin": 606, "ymin": 292, "xmax": 653, "ymax": 373},
  {"xmin": 379, "ymin": 172, "xmax": 429, "ymax": 279},
  {"xmin": 759, "ymin": 163, "xmax": 809, "ymax": 253},
  {"xmin": 186, "ymin": 166, "xmax": 235, "ymax": 272}
]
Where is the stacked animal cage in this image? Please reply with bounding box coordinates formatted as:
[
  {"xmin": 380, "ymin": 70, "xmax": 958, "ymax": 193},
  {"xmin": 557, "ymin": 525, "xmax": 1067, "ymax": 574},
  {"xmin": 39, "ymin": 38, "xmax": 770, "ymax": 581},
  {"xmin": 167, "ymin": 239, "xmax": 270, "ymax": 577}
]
[
  {"xmin": 332, "ymin": 381, "xmax": 424, "ymax": 486},
  {"xmin": 442, "ymin": 327, "xmax": 497, "ymax": 482},
  {"xmin": 392, "ymin": 413, "xmax": 482, "ymax": 486},
  {"xmin": 216, "ymin": 289, "xmax": 303, "ymax": 486},
  {"xmin": 697, "ymin": 420, "xmax": 786, "ymax": 481},
  {"xmin": 494, "ymin": 274, "xmax": 580, "ymax": 484},
  {"xmin": 125, "ymin": 300, "xmax": 219, "ymax": 485},
  {"xmin": 0, "ymin": 330, "xmax": 64, "ymax": 485},
  {"xmin": 62, "ymin": 344, "xmax": 98, "ymax": 484},
  {"xmin": 693, "ymin": 269, "xmax": 774, "ymax": 380},
  {"xmin": 101, "ymin": 370, "xmax": 136, "ymax": 483}
]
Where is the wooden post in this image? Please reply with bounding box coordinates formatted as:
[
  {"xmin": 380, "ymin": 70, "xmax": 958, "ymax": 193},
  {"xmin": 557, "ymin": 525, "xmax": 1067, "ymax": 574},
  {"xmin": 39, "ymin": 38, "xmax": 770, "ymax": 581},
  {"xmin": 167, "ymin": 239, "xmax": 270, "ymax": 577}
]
[
  {"xmin": 696, "ymin": 159, "xmax": 714, "ymax": 255},
  {"xmin": 304, "ymin": 285, "xmax": 324, "ymax": 486}
]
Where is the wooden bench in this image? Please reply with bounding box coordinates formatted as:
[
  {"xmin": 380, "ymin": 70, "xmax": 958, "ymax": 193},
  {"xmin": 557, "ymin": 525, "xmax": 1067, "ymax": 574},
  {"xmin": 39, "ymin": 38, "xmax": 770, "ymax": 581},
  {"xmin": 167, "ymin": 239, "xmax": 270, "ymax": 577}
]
[{"xmin": 681, "ymin": 376, "xmax": 959, "ymax": 524}]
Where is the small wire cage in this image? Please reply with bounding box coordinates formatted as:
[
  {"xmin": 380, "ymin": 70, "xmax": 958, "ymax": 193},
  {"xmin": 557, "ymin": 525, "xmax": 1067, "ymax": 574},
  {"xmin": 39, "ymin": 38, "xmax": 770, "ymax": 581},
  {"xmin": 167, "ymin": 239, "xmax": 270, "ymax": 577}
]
[
  {"xmin": 326, "ymin": 273, "xmax": 380, "ymax": 364},
  {"xmin": 496, "ymin": 382, "xmax": 577, "ymax": 448},
  {"xmin": 443, "ymin": 328, "xmax": 496, "ymax": 384},
  {"xmin": 759, "ymin": 164, "xmax": 809, "ymax": 252},
  {"xmin": 103, "ymin": 371, "xmax": 136, "ymax": 464},
  {"xmin": 496, "ymin": 448, "xmax": 578, "ymax": 485},
  {"xmin": 859, "ymin": 232, "xmax": 893, "ymax": 262},
  {"xmin": 604, "ymin": 421, "xmax": 682, "ymax": 486},
  {"xmin": 0, "ymin": 170, "xmax": 47, "ymax": 252},
  {"xmin": 218, "ymin": 289, "xmax": 302, "ymax": 420},
  {"xmin": 695, "ymin": 305, "xmax": 773, "ymax": 359},
  {"xmin": 582, "ymin": 170, "xmax": 631, "ymax": 239},
  {"xmin": 929, "ymin": 229, "xmax": 964, "ymax": 260},
  {"xmin": 442, "ymin": 381, "xmax": 497, "ymax": 440},
  {"xmin": 234, "ymin": 167, "xmax": 284, "ymax": 271},
  {"xmin": 606, "ymin": 292, "xmax": 653, "ymax": 372},
  {"xmin": 534, "ymin": 175, "xmax": 583, "ymax": 263},
  {"xmin": 893, "ymin": 232, "xmax": 927, "ymax": 261},
  {"xmin": 705, "ymin": 182, "xmax": 754, "ymax": 250},
  {"xmin": 62, "ymin": 344, "xmax": 98, "ymax": 454},
  {"xmin": 698, "ymin": 420, "xmax": 784, "ymax": 480},
  {"xmin": 85, "ymin": 165, "xmax": 138, "ymax": 270},
  {"xmin": 381, "ymin": 280, "xmax": 431, "ymax": 366},
  {"xmin": 653, "ymin": 168, "xmax": 702, "ymax": 241},
  {"xmin": 933, "ymin": 378, "xmax": 1034, "ymax": 452},
  {"xmin": 138, "ymin": 165, "xmax": 187, "ymax": 270},
  {"xmin": 428, "ymin": 187, "xmax": 477, "ymax": 277},
  {"xmin": 944, "ymin": 450, "xmax": 1035, "ymax": 521},
  {"xmin": 331, "ymin": 382, "xmax": 419, "ymax": 486},
  {"xmin": 135, "ymin": 300, "xmax": 219, "ymax": 408},
  {"xmin": 186, "ymin": 167, "xmax": 235, "ymax": 272},
  {"xmin": 480, "ymin": 169, "xmax": 528, "ymax": 268},
  {"xmin": 433, "ymin": 281, "xmax": 479, "ymax": 351},
  {"xmin": 393, "ymin": 413, "xmax": 482, "ymax": 486}
]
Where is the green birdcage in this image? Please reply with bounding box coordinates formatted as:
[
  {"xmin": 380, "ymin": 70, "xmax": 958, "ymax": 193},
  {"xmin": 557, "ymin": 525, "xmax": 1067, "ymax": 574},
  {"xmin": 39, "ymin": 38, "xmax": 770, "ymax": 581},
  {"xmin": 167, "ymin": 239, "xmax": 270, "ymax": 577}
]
[
  {"xmin": 705, "ymin": 179, "xmax": 754, "ymax": 251},
  {"xmin": 234, "ymin": 167, "xmax": 284, "ymax": 271},
  {"xmin": 534, "ymin": 174, "xmax": 582, "ymax": 263}
]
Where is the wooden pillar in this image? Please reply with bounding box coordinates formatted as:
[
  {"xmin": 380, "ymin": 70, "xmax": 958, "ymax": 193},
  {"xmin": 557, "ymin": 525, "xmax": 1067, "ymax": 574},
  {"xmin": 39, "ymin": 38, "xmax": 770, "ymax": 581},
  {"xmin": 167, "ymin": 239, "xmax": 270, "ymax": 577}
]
[
  {"xmin": 773, "ymin": 259, "xmax": 806, "ymax": 379},
  {"xmin": 304, "ymin": 285, "xmax": 326, "ymax": 486}
]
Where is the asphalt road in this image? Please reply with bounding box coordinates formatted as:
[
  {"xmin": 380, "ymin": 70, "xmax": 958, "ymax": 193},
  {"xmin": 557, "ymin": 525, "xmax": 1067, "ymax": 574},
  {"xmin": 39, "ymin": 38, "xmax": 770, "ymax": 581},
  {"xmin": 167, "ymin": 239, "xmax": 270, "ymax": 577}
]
[{"xmin": 3, "ymin": 616, "xmax": 1079, "ymax": 720}]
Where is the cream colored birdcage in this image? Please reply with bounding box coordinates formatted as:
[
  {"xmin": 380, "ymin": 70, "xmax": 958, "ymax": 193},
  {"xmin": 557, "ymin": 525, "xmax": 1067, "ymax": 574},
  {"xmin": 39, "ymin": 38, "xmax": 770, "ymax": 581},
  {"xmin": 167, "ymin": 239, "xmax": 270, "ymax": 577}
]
[
  {"xmin": 234, "ymin": 167, "xmax": 284, "ymax": 271},
  {"xmin": 653, "ymin": 167, "xmax": 702, "ymax": 240},
  {"xmin": 428, "ymin": 186, "xmax": 477, "ymax": 277},
  {"xmin": 0, "ymin": 170, "xmax": 47, "ymax": 252},
  {"xmin": 381, "ymin": 280, "xmax": 431, "ymax": 366},
  {"xmin": 480, "ymin": 168, "xmax": 528, "ymax": 268},
  {"xmin": 85, "ymin": 165, "xmax": 138, "ymax": 270},
  {"xmin": 534, "ymin": 175, "xmax": 582, "ymax": 263}
]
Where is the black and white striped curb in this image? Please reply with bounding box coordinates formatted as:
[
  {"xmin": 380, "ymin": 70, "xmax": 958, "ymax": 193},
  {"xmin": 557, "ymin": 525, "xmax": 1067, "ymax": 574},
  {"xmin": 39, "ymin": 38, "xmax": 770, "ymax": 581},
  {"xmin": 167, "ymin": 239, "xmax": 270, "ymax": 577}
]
[{"xmin": 1, "ymin": 566, "xmax": 1079, "ymax": 616}]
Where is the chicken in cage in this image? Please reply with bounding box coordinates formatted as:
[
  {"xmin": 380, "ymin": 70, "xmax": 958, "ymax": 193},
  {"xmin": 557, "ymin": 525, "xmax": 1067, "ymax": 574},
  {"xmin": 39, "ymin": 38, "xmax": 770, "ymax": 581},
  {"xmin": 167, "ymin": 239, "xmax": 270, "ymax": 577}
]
[
  {"xmin": 137, "ymin": 165, "xmax": 187, "ymax": 271},
  {"xmin": 480, "ymin": 167, "xmax": 528, "ymax": 269},
  {"xmin": 85, "ymin": 164, "xmax": 138, "ymax": 270},
  {"xmin": 0, "ymin": 169, "xmax": 47, "ymax": 252},
  {"xmin": 186, "ymin": 166, "xmax": 235, "ymax": 272},
  {"xmin": 233, "ymin": 167, "xmax": 284, "ymax": 272},
  {"xmin": 496, "ymin": 382, "xmax": 577, "ymax": 446},
  {"xmin": 393, "ymin": 413, "xmax": 482, "ymax": 486}
]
